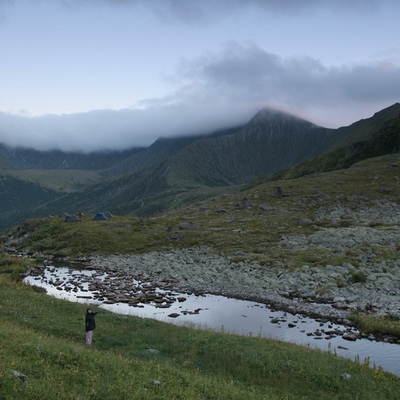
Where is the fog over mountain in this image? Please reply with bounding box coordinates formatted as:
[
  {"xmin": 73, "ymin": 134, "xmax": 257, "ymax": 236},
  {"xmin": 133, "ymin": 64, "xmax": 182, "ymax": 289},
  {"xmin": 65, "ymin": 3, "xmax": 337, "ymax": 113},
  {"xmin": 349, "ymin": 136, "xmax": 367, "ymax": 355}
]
[
  {"xmin": 0, "ymin": 0, "xmax": 399, "ymax": 152},
  {"xmin": 0, "ymin": 103, "xmax": 257, "ymax": 152}
]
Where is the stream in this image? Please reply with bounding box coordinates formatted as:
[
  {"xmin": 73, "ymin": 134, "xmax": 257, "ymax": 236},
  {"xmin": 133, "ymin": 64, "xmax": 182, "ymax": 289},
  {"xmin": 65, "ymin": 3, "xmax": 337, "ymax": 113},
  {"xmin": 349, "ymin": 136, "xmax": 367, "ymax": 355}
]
[{"xmin": 24, "ymin": 265, "xmax": 400, "ymax": 377}]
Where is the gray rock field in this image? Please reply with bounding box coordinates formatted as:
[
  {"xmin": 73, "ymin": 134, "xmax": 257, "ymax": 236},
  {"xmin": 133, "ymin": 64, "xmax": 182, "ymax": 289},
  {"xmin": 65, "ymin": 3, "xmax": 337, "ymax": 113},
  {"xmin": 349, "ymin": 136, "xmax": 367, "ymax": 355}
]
[
  {"xmin": 84, "ymin": 198, "xmax": 400, "ymax": 323},
  {"xmin": 86, "ymin": 247, "xmax": 400, "ymax": 323}
]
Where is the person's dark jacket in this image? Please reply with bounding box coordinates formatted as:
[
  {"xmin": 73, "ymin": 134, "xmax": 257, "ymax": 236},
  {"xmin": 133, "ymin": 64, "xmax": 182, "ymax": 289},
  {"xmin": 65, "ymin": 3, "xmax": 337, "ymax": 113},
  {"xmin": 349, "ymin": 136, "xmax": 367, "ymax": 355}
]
[{"xmin": 85, "ymin": 311, "xmax": 97, "ymax": 332}]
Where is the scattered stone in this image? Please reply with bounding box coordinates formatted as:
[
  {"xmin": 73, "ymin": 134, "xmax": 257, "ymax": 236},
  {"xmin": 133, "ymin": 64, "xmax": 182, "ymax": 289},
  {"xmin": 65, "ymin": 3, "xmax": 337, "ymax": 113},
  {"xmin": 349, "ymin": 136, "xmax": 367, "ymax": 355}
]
[
  {"xmin": 238, "ymin": 198, "xmax": 254, "ymax": 208},
  {"xmin": 11, "ymin": 370, "xmax": 28, "ymax": 382},
  {"xmin": 342, "ymin": 334, "xmax": 358, "ymax": 341},
  {"xmin": 179, "ymin": 222, "xmax": 200, "ymax": 230},
  {"xmin": 145, "ymin": 348, "xmax": 159, "ymax": 354},
  {"xmin": 271, "ymin": 187, "xmax": 283, "ymax": 197},
  {"xmin": 177, "ymin": 296, "xmax": 187, "ymax": 302},
  {"xmin": 259, "ymin": 204, "xmax": 274, "ymax": 211},
  {"xmin": 170, "ymin": 232, "xmax": 183, "ymax": 240}
]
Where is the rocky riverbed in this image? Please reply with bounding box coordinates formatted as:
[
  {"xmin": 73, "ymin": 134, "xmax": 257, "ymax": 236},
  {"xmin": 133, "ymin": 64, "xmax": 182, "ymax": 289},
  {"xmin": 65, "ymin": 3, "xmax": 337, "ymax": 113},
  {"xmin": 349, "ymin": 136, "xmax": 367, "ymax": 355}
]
[{"xmin": 80, "ymin": 247, "xmax": 399, "ymax": 323}]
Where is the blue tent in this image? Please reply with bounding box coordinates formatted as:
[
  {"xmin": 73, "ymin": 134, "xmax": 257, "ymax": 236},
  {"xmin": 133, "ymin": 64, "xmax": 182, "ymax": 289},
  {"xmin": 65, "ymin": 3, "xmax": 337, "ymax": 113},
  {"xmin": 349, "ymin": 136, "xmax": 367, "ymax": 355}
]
[{"xmin": 92, "ymin": 212, "xmax": 108, "ymax": 220}]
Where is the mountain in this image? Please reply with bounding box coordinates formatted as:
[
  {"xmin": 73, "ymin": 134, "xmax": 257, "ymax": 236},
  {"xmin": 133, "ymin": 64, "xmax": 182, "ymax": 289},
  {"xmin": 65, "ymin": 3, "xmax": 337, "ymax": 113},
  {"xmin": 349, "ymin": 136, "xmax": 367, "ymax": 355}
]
[
  {"xmin": 22, "ymin": 108, "xmax": 336, "ymax": 218},
  {"xmin": 328, "ymin": 102, "xmax": 400, "ymax": 148},
  {"xmin": 101, "ymin": 125, "xmax": 242, "ymax": 178},
  {"xmin": 0, "ymin": 175, "xmax": 62, "ymax": 231},
  {"xmin": 0, "ymin": 143, "xmax": 143, "ymax": 170},
  {"xmin": 163, "ymin": 108, "xmax": 334, "ymax": 187},
  {"xmin": 254, "ymin": 109, "xmax": 400, "ymax": 184},
  {"xmin": 0, "ymin": 104, "xmax": 399, "ymax": 232}
]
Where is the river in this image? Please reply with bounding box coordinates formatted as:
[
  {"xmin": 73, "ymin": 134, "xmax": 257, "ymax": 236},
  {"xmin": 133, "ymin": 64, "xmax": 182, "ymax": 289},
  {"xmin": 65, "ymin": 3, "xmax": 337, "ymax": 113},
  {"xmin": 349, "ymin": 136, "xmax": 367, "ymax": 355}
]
[{"xmin": 24, "ymin": 266, "xmax": 400, "ymax": 376}]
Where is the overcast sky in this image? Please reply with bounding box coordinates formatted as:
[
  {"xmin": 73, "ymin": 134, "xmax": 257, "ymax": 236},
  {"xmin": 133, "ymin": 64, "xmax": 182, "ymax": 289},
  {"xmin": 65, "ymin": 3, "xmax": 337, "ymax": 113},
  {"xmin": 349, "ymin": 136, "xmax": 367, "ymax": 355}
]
[{"xmin": 0, "ymin": 0, "xmax": 399, "ymax": 152}]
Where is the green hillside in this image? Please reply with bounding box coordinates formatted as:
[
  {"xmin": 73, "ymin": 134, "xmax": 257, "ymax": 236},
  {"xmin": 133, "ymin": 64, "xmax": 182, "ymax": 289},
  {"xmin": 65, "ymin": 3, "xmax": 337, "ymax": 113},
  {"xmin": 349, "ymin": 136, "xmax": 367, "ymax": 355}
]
[
  {"xmin": 1, "ymin": 169, "xmax": 102, "ymax": 192},
  {"xmin": 327, "ymin": 102, "xmax": 400, "ymax": 149},
  {"xmin": 5, "ymin": 151, "xmax": 400, "ymax": 268},
  {"xmin": 250, "ymin": 113, "xmax": 400, "ymax": 185}
]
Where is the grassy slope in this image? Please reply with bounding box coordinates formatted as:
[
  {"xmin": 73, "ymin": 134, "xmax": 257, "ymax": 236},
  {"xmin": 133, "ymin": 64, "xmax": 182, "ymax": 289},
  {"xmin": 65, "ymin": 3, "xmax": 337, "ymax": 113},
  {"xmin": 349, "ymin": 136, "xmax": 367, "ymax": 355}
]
[
  {"xmin": 1, "ymin": 169, "xmax": 102, "ymax": 192},
  {"xmin": 326, "ymin": 102, "xmax": 400, "ymax": 149},
  {"xmin": 1, "ymin": 267, "xmax": 399, "ymax": 400},
  {"xmin": 9, "ymin": 153, "xmax": 400, "ymax": 268},
  {"xmin": 246, "ymin": 113, "xmax": 400, "ymax": 186}
]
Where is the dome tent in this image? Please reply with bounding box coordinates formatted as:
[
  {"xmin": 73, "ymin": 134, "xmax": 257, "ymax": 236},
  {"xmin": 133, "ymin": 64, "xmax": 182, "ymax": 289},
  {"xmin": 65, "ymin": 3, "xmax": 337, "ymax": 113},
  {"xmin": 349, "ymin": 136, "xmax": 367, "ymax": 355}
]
[{"xmin": 92, "ymin": 211, "xmax": 112, "ymax": 221}]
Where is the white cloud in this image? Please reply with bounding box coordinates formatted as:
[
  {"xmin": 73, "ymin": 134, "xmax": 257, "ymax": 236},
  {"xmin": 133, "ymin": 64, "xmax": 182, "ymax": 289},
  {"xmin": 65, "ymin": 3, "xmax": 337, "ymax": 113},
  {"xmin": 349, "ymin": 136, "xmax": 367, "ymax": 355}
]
[
  {"xmin": 167, "ymin": 42, "xmax": 400, "ymax": 119},
  {"xmin": 1, "ymin": 43, "xmax": 399, "ymax": 152},
  {"xmin": 0, "ymin": 1, "xmax": 399, "ymax": 152}
]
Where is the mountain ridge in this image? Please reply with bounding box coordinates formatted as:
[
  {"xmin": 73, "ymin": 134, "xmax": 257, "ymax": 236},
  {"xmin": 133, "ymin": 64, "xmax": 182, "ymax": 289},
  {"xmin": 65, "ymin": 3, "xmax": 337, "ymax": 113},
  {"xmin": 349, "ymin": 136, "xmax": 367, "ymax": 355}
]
[{"xmin": 0, "ymin": 104, "xmax": 399, "ymax": 231}]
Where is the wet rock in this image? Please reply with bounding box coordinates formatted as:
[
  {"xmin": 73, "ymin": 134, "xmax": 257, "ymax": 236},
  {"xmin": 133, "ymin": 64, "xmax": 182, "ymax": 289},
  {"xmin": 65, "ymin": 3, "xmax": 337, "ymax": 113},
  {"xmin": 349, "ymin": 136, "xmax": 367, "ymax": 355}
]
[{"xmin": 342, "ymin": 333, "xmax": 358, "ymax": 341}]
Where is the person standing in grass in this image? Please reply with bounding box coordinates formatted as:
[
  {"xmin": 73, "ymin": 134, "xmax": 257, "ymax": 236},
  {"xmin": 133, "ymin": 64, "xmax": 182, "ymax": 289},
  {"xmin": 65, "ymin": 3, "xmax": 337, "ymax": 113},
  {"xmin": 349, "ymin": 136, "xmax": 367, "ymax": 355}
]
[{"xmin": 85, "ymin": 308, "xmax": 97, "ymax": 346}]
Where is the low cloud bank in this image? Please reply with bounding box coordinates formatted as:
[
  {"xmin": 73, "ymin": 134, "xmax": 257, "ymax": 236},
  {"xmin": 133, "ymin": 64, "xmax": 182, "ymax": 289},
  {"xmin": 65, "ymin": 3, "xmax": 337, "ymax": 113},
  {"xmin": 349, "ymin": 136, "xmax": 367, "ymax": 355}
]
[{"xmin": 1, "ymin": 42, "xmax": 399, "ymax": 152}]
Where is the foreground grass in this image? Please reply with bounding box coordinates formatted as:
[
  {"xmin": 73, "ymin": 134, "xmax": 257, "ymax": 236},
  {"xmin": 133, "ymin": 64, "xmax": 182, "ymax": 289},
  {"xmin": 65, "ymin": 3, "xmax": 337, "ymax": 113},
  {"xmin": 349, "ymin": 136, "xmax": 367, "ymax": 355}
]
[{"xmin": 0, "ymin": 266, "xmax": 399, "ymax": 400}]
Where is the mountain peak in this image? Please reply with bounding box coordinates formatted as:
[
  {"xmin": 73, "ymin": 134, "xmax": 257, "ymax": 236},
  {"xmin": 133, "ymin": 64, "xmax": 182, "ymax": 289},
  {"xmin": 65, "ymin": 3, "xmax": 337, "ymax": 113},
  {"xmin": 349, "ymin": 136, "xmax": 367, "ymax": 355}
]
[{"xmin": 249, "ymin": 107, "xmax": 318, "ymax": 128}]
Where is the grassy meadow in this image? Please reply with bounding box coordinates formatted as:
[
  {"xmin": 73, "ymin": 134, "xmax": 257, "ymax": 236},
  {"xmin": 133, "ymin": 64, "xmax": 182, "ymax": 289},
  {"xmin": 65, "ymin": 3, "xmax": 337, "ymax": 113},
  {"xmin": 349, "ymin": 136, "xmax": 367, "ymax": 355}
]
[{"xmin": 1, "ymin": 257, "xmax": 400, "ymax": 400}]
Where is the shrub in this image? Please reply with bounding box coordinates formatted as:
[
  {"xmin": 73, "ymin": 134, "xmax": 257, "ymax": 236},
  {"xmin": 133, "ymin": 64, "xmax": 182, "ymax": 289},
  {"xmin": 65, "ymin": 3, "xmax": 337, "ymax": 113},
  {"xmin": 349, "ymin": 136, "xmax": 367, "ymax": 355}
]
[{"xmin": 351, "ymin": 271, "xmax": 367, "ymax": 283}]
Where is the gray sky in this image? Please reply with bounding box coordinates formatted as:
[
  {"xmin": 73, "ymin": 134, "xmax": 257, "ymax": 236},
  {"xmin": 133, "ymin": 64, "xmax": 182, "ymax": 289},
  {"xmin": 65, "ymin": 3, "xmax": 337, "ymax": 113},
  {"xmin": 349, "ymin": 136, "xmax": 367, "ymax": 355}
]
[{"xmin": 0, "ymin": 0, "xmax": 399, "ymax": 151}]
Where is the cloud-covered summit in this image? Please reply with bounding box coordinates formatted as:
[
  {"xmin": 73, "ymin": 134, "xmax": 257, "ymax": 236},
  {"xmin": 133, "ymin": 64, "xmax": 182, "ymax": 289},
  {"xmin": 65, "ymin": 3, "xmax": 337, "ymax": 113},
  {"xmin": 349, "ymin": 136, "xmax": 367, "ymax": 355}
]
[{"xmin": 0, "ymin": 0, "xmax": 399, "ymax": 151}]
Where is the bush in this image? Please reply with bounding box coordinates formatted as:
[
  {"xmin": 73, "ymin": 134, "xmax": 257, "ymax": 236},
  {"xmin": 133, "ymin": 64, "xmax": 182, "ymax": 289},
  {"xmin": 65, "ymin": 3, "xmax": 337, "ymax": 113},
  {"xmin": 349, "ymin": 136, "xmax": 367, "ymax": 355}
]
[{"xmin": 351, "ymin": 271, "xmax": 367, "ymax": 283}]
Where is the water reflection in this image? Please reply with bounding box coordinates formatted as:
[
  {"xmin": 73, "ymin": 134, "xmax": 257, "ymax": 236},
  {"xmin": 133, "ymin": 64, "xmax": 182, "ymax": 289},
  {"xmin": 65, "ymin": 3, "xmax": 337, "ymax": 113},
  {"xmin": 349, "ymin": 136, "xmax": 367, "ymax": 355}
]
[{"xmin": 24, "ymin": 266, "xmax": 400, "ymax": 376}]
